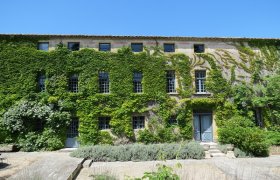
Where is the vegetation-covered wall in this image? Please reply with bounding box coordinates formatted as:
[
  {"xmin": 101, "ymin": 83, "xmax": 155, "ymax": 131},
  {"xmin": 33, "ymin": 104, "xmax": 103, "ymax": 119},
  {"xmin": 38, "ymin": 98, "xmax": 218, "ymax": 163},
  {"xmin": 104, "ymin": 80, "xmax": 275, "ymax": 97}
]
[{"xmin": 0, "ymin": 36, "xmax": 280, "ymax": 154}]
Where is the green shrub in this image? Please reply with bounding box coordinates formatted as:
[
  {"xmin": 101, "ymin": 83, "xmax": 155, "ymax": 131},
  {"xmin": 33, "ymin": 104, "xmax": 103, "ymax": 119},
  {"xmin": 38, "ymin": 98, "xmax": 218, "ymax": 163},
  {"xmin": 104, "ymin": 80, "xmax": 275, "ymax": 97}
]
[
  {"xmin": 217, "ymin": 144, "xmax": 229, "ymax": 154},
  {"xmin": 99, "ymin": 131, "xmax": 114, "ymax": 145},
  {"xmin": 218, "ymin": 116, "xmax": 269, "ymax": 157},
  {"xmin": 137, "ymin": 129, "xmax": 159, "ymax": 144},
  {"xmin": 234, "ymin": 148, "xmax": 252, "ymax": 158},
  {"xmin": 182, "ymin": 141, "xmax": 205, "ymax": 159},
  {"xmin": 140, "ymin": 164, "xmax": 179, "ymax": 180},
  {"xmin": 91, "ymin": 174, "xmax": 117, "ymax": 180},
  {"xmin": 71, "ymin": 141, "xmax": 204, "ymax": 162},
  {"xmin": 18, "ymin": 132, "xmax": 41, "ymax": 152},
  {"xmin": 2, "ymin": 99, "xmax": 71, "ymax": 151},
  {"xmin": 266, "ymin": 131, "xmax": 280, "ymax": 145}
]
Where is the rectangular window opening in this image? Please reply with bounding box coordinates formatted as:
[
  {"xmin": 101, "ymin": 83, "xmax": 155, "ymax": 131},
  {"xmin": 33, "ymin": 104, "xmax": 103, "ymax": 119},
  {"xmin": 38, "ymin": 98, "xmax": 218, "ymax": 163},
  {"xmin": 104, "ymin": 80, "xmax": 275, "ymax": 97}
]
[
  {"xmin": 168, "ymin": 116, "xmax": 178, "ymax": 125},
  {"xmin": 38, "ymin": 42, "xmax": 49, "ymax": 51},
  {"xmin": 166, "ymin": 70, "xmax": 176, "ymax": 93},
  {"xmin": 195, "ymin": 70, "xmax": 206, "ymax": 93},
  {"xmin": 99, "ymin": 71, "xmax": 110, "ymax": 93},
  {"xmin": 99, "ymin": 117, "xmax": 110, "ymax": 130},
  {"xmin": 133, "ymin": 72, "xmax": 143, "ymax": 93},
  {"xmin": 99, "ymin": 43, "xmax": 111, "ymax": 51},
  {"xmin": 164, "ymin": 43, "xmax": 175, "ymax": 52},
  {"xmin": 68, "ymin": 42, "xmax": 80, "ymax": 51},
  {"xmin": 69, "ymin": 74, "xmax": 79, "ymax": 93},
  {"xmin": 131, "ymin": 43, "xmax": 143, "ymax": 52},
  {"xmin": 194, "ymin": 44, "xmax": 205, "ymax": 53},
  {"xmin": 133, "ymin": 116, "xmax": 145, "ymax": 129},
  {"xmin": 38, "ymin": 74, "xmax": 46, "ymax": 92}
]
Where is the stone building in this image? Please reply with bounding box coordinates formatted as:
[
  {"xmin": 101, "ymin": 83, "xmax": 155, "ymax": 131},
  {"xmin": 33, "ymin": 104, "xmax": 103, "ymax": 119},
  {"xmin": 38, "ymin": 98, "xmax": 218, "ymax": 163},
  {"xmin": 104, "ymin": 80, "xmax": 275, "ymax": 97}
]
[{"xmin": 1, "ymin": 34, "xmax": 279, "ymax": 148}]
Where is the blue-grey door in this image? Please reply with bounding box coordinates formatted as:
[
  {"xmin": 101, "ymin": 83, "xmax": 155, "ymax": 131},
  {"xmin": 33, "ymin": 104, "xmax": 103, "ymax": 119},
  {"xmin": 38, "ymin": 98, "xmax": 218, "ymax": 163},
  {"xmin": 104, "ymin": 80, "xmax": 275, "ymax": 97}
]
[
  {"xmin": 65, "ymin": 119, "xmax": 79, "ymax": 148},
  {"xmin": 194, "ymin": 113, "xmax": 213, "ymax": 142}
]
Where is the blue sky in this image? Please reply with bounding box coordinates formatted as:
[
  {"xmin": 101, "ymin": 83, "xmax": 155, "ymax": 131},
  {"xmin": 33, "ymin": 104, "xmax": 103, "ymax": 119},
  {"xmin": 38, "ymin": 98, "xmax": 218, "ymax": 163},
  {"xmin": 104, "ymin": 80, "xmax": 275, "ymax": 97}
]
[{"xmin": 1, "ymin": 0, "xmax": 280, "ymax": 38}]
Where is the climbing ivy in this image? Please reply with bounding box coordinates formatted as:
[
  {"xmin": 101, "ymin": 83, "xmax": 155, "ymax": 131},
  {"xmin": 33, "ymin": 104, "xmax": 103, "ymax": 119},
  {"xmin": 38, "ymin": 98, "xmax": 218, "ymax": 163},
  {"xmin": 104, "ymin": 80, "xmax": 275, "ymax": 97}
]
[{"xmin": 0, "ymin": 37, "xmax": 280, "ymax": 148}]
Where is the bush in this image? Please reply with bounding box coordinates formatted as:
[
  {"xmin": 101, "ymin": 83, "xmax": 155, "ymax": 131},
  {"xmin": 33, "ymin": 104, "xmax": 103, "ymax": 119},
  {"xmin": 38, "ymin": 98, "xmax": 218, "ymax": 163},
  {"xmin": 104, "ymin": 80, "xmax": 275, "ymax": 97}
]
[
  {"xmin": 2, "ymin": 99, "xmax": 71, "ymax": 151},
  {"xmin": 71, "ymin": 141, "xmax": 204, "ymax": 162},
  {"xmin": 218, "ymin": 116, "xmax": 269, "ymax": 157},
  {"xmin": 140, "ymin": 164, "xmax": 179, "ymax": 180},
  {"xmin": 266, "ymin": 131, "xmax": 280, "ymax": 145},
  {"xmin": 234, "ymin": 148, "xmax": 252, "ymax": 158}
]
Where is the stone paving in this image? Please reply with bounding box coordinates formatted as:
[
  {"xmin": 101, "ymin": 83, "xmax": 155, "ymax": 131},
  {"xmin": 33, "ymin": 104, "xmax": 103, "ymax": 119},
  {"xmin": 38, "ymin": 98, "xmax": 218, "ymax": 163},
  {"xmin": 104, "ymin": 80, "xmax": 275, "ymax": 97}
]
[
  {"xmin": 77, "ymin": 156, "xmax": 280, "ymax": 180},
  {"xmin": 0, "ymin": 151, "xmax": 83, "ymax": 180},
  {"xmin": 1, "ymin": 151, "xmax": 280, "ymax": 180}
]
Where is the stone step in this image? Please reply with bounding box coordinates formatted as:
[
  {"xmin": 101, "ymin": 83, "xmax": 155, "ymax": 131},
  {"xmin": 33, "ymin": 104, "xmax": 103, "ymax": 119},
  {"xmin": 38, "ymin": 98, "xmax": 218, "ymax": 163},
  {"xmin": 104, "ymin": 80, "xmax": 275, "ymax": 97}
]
[
  {"xmin": 208, "ymin": 149, "xmax": 222, "ymax": 153},
  {"xmin": 211, "ymin": 153, "xmax": 226, "ymax": 157},
  {"xmin": 209, "ymin": 145, "xmax": 218, "ymax": 149}
]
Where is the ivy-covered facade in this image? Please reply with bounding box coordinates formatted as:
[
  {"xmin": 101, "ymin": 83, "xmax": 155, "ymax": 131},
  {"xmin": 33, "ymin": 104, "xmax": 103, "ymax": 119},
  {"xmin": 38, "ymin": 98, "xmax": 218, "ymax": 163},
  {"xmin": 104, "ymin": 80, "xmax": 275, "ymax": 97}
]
[{"xmin": 0, "ymin": 34, "xmax": 279, "ymax": 149}]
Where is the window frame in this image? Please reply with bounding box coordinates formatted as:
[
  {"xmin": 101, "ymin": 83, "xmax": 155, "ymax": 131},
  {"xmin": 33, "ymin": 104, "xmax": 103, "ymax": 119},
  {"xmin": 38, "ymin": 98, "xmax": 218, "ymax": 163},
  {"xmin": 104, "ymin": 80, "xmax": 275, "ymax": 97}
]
[
  {"xmin": 37, "ymin": 42, "xmax": 49, "ymax": 51},
  {"xmin": 68, "ymin": 74, "xmax": 79, "ymax": 93},
  {"xmin": 99, "ymin": 71, "xmax": 110, "ymax": 93},
  {"xmin": 168, "ymin": 116, "xmax": 178, "ymax": 125},
  {"xmin": 132, "ymin": 116, "xmax": 145, "ymax": 129},
  {"xmin": 133, "ymin": 72, "xmax": 143, "ymax": 93},
  {"xmin": 163, "ymin": 43, "xmax": 175, "ymax": 53},
  {"xmin": 68, "ymin": 42, "xmax": 80, "ymax": 51},
  {"xmin": 194, "ymin": 44, "xmax": 205, "ymax": 53},
  {"xmin": 166, "ymin": 70, "xmax": 176, "ymax": 93},
  {"xmin": 99, "ymin": 43, "xmax": 111, "ymax": 52},
  {"xmin": 131, "ymin": 43, "xmax": 143, "ymax": 52},
  {"xmin": 38, "ymin": 74, "xmax": 46, "ymax": 92},
  {"xmin": 195, "ymin": 70, "xmax": 206, "ymax": 94},
  {"xmin": 98, "ymin": 117, "xmax": 111, "ymax": 130}
]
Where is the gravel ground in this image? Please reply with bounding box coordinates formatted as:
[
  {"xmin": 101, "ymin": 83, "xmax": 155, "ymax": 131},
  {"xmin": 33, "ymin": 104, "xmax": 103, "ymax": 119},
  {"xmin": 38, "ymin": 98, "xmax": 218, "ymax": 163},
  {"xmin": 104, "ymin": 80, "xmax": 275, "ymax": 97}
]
[{"xmin": 0, "ymin": 151, "xmax": 83, "ymax": 180}]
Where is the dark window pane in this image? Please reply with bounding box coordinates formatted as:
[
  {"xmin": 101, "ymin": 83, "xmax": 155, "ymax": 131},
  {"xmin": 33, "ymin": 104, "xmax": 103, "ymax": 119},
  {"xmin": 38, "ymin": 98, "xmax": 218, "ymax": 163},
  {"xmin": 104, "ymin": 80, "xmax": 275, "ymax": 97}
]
[
  {"xmin": 133, "ymin": 116, "xmax": 145, "ymax": 129},
  {"xmin": 68, "ymin": 42, "xmax": 80, "ymax": 51},
  {"xmin": 67, "ymin": 119, "xmax": 79, "ymax": 138},
  {"xmin": 99, "ymin": 71, "xmax": 110, "ymax": 93},
  {"xmin": 99, "ymin": 43, "xmax": 111, "ymax": 51},
  {"xmin": 194, "ymin": 44, "xmax": 205, "ymax": 53},
  {"xmin": 133, "ymin": 72, "xmax": 143, "ymax": 93},
  {"xmin": 99, "ymin": 117, "xmax": 110, "ymax": 130},
  {"xmin": 131, "ymin": 43, "xmax": 143, "ymax": 52},
  {"xmin": 168, "ymin": 116, "xmax": 177, "ymax": 125},
  {"xmin": 69, "ymin": 74, "xmax": 79, "ymax": 93},
  {"xmin": 164, "ymin": 43, "xmax": 175, "ymax": 52},
  {"xmin": 195, "ymin": 70, "xmax": 206, "ymax": 93},
  {"xmin": 166, "ymin": 70, "xmax": 176, "ymax": 93},
  {"xmin": 38, "ymin": 74, "xmax": 46, "ymax": 92},
  {"xmin": 38, "ymin": 42, "xmax": 49, "ymax": 51}
]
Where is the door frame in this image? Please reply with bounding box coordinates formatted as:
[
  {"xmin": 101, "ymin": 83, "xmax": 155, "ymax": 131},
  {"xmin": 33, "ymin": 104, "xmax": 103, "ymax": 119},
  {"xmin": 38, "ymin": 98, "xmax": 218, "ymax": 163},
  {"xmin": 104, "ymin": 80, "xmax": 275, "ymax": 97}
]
[{"xmin": 193, "ymin": 112, "xmax": 213, "ymax": 142}]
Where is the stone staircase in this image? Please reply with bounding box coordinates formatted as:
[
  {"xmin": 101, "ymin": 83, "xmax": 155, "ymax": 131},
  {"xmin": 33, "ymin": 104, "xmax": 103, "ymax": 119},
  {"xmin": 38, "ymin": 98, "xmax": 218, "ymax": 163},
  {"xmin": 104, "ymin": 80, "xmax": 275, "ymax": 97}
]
[{"xmin": 200, "ymin": 142, "xmax": 226, "ymax": 158}]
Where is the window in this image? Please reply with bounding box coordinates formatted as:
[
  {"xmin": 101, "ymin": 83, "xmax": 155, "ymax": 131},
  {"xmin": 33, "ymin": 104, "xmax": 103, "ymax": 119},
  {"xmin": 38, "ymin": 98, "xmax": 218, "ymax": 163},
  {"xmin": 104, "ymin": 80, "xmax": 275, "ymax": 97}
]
[
  {"xmin": 68, "ymin": 74, "xmax": 79, "ymax": 93},
  {"xmin": 68, "ymin": 42, "xmax": 80, "ymax": 51},
  {"xmin": 133, "ymin": 116, "xmax": 145, "ymax": 129},
  {"xmin": 166, "ymin": 70, "xmax": 176, "ymax": 93},
  {"xmin": 194, "ymin": 44, "xmax": 205, "ymax": 53},
  {"xmin": 168, "ymin": 116, "xmax": 177, "ymax": 125},
  {"xmin": 67, "ymin": 119, "xmax": 79, "ymax": 138},
  {"xmin": 131, "ymin": 43, "xmax": 143, "ymax": 52},
  {"xmin": 99, "ymin": 71, "xmax": 110, "ymax": 93},
  {"xmin": 195, "ymin": 70, "xmax": 206, "ymax": 93},
  {"xmin": 37, "ymin": 42, "xmax": 49, "ymax": 51},
  {"xmin": 133, "ymin": 72, "xmax": 143, "ymax": 93},
  {"xmin": 99, "ymin": 117, "xmax": 110, "ymax": 130},
  {"xmin": 164, "ymin": 43, "xmax": 175, "ymax": 52},
  {"xmin": 99, "ymin": 43, "xmax": 111, "ymax": 51},
  {"xmin": 38, "ymin": 74, "xmax": 46, "ymax": 92}
]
